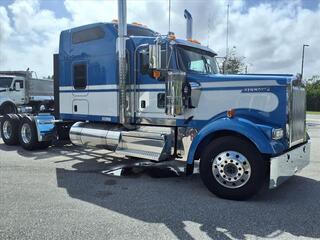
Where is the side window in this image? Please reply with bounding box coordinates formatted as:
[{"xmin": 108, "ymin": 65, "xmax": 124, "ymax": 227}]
[
  {"xmin": 140, "ymin": 51, "xmax": 149, "ymax": 75},
  {"xmin": 140, "ymin": 49, "xmax": 168, "ymax": 75},
  {"xmin": 157, "ymin": 93, "xmax": 165, "ymax": 108},
  {"xmin": 14, "ymin": 80, "xmax": 24, "ymax": 89},
  {"xmin": 73, "ymin": 64, "xmax": 87, "ymax": 89},
  {"xmin": 189, "ymin": 60, "xmax": 205, "ymax": 72}
]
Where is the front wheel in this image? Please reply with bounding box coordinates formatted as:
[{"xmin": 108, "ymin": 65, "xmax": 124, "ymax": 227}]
[{"xmin": 200, "ymin": 136, "xmax": 268, "ymax": 200}]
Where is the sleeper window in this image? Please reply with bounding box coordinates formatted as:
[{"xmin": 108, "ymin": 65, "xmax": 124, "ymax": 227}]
[
  {"xmin": 72, "ymin": 27, "xmax": 105, "ymax": 44},
  {"xmin": 73, "ymin": 64, "xmax": 87, "ymax": 89}
]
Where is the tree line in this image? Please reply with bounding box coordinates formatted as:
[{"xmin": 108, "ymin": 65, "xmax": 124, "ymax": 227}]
[{"xmin": 306, "ymin": 75, "xmax": 320, "ymax": 111}]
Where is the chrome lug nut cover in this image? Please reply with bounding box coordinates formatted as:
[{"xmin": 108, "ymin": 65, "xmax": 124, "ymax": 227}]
[
  {"xmin": 21, "ymin": 123, "xmax": 32, "ymax": 144},
  {"xmin": 3, "ymin": 121, "xmax": 12, "ymax": 139},
  {"xmin": 212, "ymin": 151, "xmax": 251, "ymax": 188}
]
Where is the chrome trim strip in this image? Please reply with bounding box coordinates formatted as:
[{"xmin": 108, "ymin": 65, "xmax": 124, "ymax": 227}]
[{"xmin": 136, "ymin": 117, "xmax": 177, "ymax": 126}]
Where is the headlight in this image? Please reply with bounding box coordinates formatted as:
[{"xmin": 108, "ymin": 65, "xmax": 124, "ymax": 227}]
[{"xmin": 272, "ymin": 128, "xmax": 284, "ymax": 140}]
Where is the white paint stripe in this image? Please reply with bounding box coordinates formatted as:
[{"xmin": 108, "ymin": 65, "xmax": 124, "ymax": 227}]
[
  {"xmin": 59, "ymin": 86, "xmax": 73, "ymax": 91},
  {"xmin": 89, "ymin": 84, "xmax": 118, "ymax": 90},
  {"xmin": 137, "ymin": 84, "xmax": 164, "ymax": 89},
  {"xmin": 59, "ymin": 84, "xmax": 118, "ymax": 91},
  {"xmin": 59, "ymin": 80, "xmax": 280, "ymax": 91}
]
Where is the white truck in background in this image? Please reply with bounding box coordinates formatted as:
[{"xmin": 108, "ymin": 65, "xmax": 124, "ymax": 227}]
[{"xmin": 0, "ymin": 70, "xmax": 54, "ymax": 114}]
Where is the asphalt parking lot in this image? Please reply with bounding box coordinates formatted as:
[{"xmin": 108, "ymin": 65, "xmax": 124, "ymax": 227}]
[{"xmin": 0, "ymin": 116, "xmax": 319, "ymax": 240}]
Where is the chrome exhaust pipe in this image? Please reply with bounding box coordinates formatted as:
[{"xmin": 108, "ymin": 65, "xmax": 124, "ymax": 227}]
[
  {"xmin": 184, "ymin": 9, "xmax": 193, "ymax": 39},
  {"xmin": 69, "ymin": 122, "xmax": 121, "ymax": 151},
  {"xmin": 117, "ymin": 0, "xmax": 135, "ymax": 129}
]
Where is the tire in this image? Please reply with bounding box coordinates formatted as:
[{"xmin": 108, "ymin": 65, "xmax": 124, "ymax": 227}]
[
  {"xmin": 0, "ymin": 103, "xmax": 17, "ymax": 115},
  {"xmin": 18, "ymin": 116, "xmax": 51, "ymax": 150},
  {"xmin": 200, "ymin": 136, "xmax": 268, "ymax": 200},
  {"xmin": 0, "ymin": 114, "xmax": 20, "ymax": 145},
  {"xmin": 38, "ymin": 141, "xmax": 52, "ymax": 150},
  {"xmin": 56, "ymin": 124, "xmax": 71, "ymax": 141}
]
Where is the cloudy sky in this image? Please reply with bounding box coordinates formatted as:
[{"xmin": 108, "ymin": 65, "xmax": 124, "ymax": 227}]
[{"xmin": 0, "ymin": 0, "xmax": 319, "ymax": 79}]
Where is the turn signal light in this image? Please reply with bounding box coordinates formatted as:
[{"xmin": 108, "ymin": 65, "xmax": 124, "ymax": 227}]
[
  {"xmin": 227, "ymin": 109, "xmax": 235, "ymax": 118},
  {"xmin": 187, "ymin": 39, "xmax": 201, "ymax": 44},
  {"xmin": 153, "ymin": 70, "xmax": 161, "ymax": 79}
]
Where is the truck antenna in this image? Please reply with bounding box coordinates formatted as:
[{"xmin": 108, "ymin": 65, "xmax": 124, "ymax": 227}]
[
  {"xmin": 207, "ymin": 12, "xmax": 213, "ymax": 47},
  {"xmin": 168, "ymin": 0, "xmax": 171, "ymax": 33},
  {"xmin": 226, "ymin": 1, "xmax": 230, "ymax": 58}
]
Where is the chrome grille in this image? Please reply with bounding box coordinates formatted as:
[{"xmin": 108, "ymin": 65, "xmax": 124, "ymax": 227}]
[{"xmin": 288, "ymin": 80, "xmax": 306, "ymax": 147}]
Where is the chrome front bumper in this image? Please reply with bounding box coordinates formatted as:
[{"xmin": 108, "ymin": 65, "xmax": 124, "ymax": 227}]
[{"xmin": 269, "ymin": 141, "xmax": 311, "ymax": 189}]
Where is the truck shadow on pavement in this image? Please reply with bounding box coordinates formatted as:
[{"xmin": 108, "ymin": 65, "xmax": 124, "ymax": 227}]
[{"xmin": 49, "ymin": 146, "xmax": 320, "ymax": 240}]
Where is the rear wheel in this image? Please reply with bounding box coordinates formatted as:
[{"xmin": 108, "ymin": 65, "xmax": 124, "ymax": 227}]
[
  {"xmin": 18, "ymin": 116, "xmax": 51, "ymax": 150},
  {"xmin": 0, "ymin": 114, "xmax": 20, "ymax": 145},
  {"xmin": 200, "ymin": 136, "xmax": 268, "ymax": 200}
]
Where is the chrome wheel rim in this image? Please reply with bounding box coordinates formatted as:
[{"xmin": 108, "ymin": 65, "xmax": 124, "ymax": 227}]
[
  {"xmin": 21, "ymin": 123, "xmax": 32, "ymax": 144},
  {"xmin": 3, "ymin": 121, "xmax": 12, "ymax": 139},
  {"xmin": 212, "ymin": 151, "xmax": 251, "ymax": 189}
]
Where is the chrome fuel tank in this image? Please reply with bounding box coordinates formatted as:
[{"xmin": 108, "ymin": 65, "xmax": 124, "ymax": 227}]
[{"xmin": 69, "ymin": 122, "xmax": 121, "ymax": 151}]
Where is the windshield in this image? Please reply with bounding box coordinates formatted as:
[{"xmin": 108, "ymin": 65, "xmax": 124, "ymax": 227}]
[
  {"xmin": 0, "ymin": 77, "xmax": 13, "ymax": 88},
  {"xmin": 177, "ymin": 45, "xmax": 219, "ymax": 74}
]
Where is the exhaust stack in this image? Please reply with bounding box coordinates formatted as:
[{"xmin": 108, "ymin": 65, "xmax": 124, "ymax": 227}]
[
  {"xmin": 117, "ymin": 0, "xmax": 130, "ymax": 127},
  {"xmin": 184, "ymin": 9, "xmax": 193, "ymax": 39}
]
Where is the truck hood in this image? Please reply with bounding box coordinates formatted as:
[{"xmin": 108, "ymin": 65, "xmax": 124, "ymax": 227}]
[
  {"xmin": 187, "ymin": 73, "xmax": 296, "ymax": 86},
  {"xmin": 0, "ymin": 87, "xmax": 7, "ymax": 92}
]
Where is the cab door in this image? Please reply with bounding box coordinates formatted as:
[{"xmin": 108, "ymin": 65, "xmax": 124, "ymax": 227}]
[
  {"xmin": 136, "ymin": 47, "xmax": 166, "ymax": 115},
  {"xmin": 9, "ymin": 79, "xmax": 25, "ymax": 105}
]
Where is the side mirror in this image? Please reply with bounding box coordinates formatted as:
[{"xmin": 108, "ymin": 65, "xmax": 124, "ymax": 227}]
[{"xmin": 149, "ymin": 44, "xmax": 162, "ymax": 70}]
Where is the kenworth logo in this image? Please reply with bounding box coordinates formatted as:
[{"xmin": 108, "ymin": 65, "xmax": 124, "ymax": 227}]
[{"xmin": 242, "ymin": 87, "xmax": 271, "ymax": 93}]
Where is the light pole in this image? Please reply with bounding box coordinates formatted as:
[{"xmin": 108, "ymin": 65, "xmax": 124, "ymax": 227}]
[
  {"xmin": 245, "ymin": 63, "xmax": 253, "ymax": 74},
  {"xmin": 301, "ymin": 44, "xmax": 309, "ymax": 80}
]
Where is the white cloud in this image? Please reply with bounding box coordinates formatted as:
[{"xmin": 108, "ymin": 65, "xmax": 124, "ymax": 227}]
[
  {"xmin": 225, "ymin": 1, "xmax": 320, "ymax": 76},
  {"xmin": 0, "ymin": 0, "xmax": 70, "ymax": 77},
  {"xmin": 0, "ymin": 0, "xmax": 319, "ymax": 79}
]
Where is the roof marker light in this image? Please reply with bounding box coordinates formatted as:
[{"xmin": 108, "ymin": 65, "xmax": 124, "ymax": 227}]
[
  {"xmin": 132, "ymin": 22, "xmax": 143, "ymax": 26},
  {"xmin": 167, "ymin": 32, "xmax": 176, "ymax": 40},
  {"xmin": 187, "ymin": 38, "xmax": 201, "ymax": 44}
]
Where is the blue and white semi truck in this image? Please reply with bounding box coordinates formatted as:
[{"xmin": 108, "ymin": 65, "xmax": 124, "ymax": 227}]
[{"xmin": 0, "ymin": 0, "xmax": 310, "ymax": 200}]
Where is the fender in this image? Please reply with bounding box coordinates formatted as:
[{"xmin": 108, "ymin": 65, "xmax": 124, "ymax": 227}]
[
  {"xmin": 34, "ymin": 114, "xmax": 56, "ymax": 142},
  {"xmin": 187, "ymin": 117, "xmax": 285, "ymax": 164},
  {"xmin": 0, "ymin": 97, "xmax": 15, "ymax": 106},
  {"xmin": 0, "ymin": 98, "xmax": 17, "ymax": 113}
]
